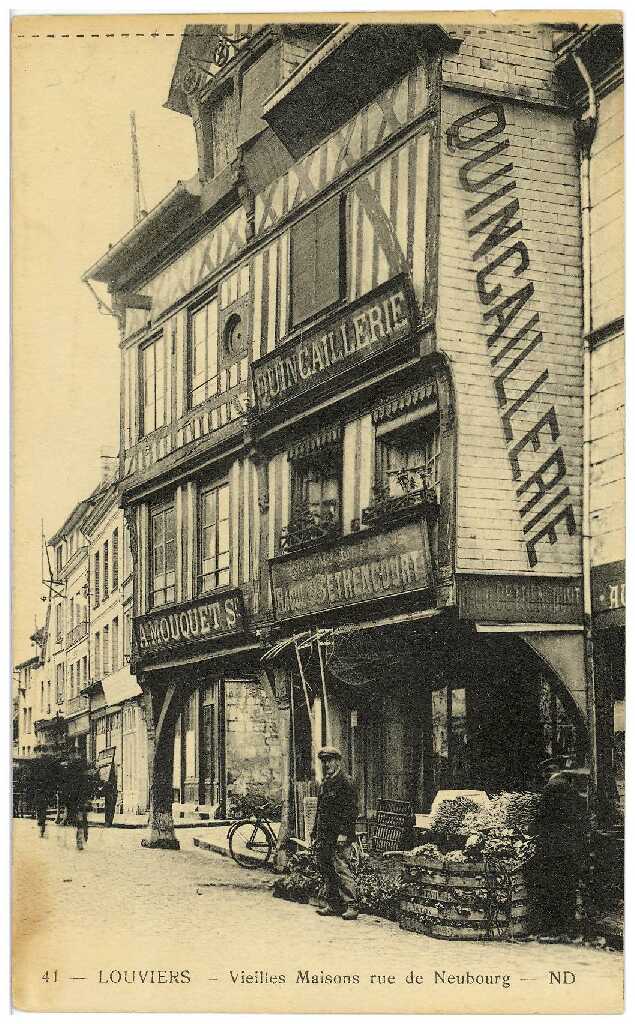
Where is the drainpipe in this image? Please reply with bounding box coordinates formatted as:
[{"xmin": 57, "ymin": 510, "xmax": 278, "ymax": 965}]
[{"xmin": 573, "ymin": 53, "xmax": 599, "ymax": 814}]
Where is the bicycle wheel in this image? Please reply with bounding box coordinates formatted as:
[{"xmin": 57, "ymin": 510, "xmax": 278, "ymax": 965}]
[{"xmin": 229, "ymin": 821, "xmax": 274, "ymax": 868}]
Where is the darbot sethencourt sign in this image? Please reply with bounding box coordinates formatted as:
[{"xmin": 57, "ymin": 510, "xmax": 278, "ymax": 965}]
[{"xmin": 270, "ymin": 520, "xmax": 432, "ymax": 621}]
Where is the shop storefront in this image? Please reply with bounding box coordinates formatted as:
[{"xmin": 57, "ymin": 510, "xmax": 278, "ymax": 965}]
[
  {"xmin": 133, "ymin": 590, "xmax": 282, "ymax": 844},
  {"xmin": 266, "ymin": 586, "xmax": 587, "ymax": 837}
]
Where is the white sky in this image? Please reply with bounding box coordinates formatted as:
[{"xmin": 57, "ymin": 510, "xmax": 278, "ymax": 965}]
[{"xmin": 12, "ymin": 25, "xmax": 197, "ymax": 663}]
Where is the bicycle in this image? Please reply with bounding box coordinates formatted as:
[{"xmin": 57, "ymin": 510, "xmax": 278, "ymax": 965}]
[
  {"xmin": 289, "ymin": 831, "xmax": 367, "ymax": 872},
  {"xmin": 228, "ymin": 807, "xmax": 277, "ymax": 868}
]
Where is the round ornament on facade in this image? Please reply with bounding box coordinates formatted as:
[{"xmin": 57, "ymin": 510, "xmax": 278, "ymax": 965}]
[{"xmin": 224, "ymin": 313, "xmax": 245, "ymax": 358}]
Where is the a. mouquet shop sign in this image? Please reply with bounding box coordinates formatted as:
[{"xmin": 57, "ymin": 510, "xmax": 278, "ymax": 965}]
[
  {"xmin": 270, "ymin": 520, "xmax": 432, "ymax": 621},
  {"xmin": 252, "ymin": 275, "xmax": 416, "ymax": 415},
  {"xmin": 134, "ymin": 591, "xmax": 245, "ymax": 663}
]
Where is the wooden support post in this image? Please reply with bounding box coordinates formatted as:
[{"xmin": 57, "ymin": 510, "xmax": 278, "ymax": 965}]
[{"xmin": 141, "ymin": 681, "xmax": 182, "ymax": 850}]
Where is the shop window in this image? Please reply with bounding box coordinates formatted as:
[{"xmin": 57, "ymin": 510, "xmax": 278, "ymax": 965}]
[
  {"xmin": 290, "ymin": 196, "xmax": 343, "ymax": 327},
  {"xmin": 283, "ymin": 445, "xmax": 341, "ymax": 553},
  {"xmin": 150, "ymin": 503, "xmax": 176, "ymax": 608},
  {"xmin": 189, "ymin": 297, "xmax": 219, "ymax": 409},
  {"xmin": 199, "ymin": 483, "xmax": 230, "ymax": 593},
  {"xmin": 431, "ymin": 686, "xmax": 468, "ymax": 793},
  {"xmin": 538, "ymin": 675, "xmax": 578, "ymax": 763},
  {"xmin": 112, "ymin": 528, "xmax": 119, "ymax": 591},
  {"xmin": 140, "ymin": 333, "xmax": 168, "ymax": 436}
]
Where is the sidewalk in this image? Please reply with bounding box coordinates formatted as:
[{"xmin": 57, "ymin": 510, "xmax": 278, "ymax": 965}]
[{"xmin": 86, "ymin": 811, "xmax": 230, "ymax": 829}]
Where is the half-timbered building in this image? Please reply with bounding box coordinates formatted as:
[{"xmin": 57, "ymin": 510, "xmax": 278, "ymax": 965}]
[{"xmin": 85, "ymin": 21, "xmax": 611, "ymax": 849}]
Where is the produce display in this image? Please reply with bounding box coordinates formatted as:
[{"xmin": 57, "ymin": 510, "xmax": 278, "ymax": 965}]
[{"xmin": 273, "ymin": 792, "xmax": 543, "ymax": 939}]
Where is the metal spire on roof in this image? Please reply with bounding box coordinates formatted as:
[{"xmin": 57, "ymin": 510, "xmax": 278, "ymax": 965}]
[{"xmin": 130, "ymin": 111, "xmax": 147, "ymax": 227}]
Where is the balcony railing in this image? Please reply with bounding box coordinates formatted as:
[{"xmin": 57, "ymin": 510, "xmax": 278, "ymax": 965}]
[
  {"xmin": 361, "ymin": 475, "xmax": 439, "ymax": 529},
  {"xmin": 67, "ymin": 620, "xmax": 88, "ymax": 648},
  {"xmin": 66, "ymin": 693, "xmax": 89, "ymax": 717},
  {"xmin": 279, "ymin": 502, "xmax": 340, "ymax": 554}
]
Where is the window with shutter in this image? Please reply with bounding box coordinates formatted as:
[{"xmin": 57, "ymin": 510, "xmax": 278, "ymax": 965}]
[
  {"xmin": 112, "ymin": 528, "xmax": 119, "ymax": 590},
  {"xmin": 103, "ymin": 540, "xmax": 109, "ymax": 601},
  {"xmin": 93, "ymin": 552, "xmax": 100, "ymax": 609},
  {"xmin": 290, "ymin": 195, "xmax": 343, "ymax": 327},
  {"xmin": 150, "ymin": 503, "xmax": 177, "ymax": 607}
]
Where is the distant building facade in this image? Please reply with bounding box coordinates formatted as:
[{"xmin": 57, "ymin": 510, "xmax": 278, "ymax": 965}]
[
  {"xmin": 82, "ymin": 476, "xmax": 149, "ymax": 817},
  {"xmin": 557, "ymin": 25, "xmax": 624, "ymax": 816}
]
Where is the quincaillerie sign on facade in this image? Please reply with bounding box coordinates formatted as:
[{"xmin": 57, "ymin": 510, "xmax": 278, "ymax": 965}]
[
  {"xmin": 135, "ymin": 591, "xmax": 245, "ymax": 662},
  {"xmin": 270, "ymin": 520, "xmax": 432, "ymax": 621},
  {"xmin": 252, "ymin": 274, "xmax": 416, "ymax": 415}
]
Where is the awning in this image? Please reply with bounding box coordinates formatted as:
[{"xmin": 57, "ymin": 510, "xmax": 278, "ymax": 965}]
[
  {"xmin": 261, "ymin": 633, "xmax": 310, "ymax": 664},
  {"xmin": 101, "ymin": 666, "xmax": 142, "ymax": 707},
  {"xmin": 261, "ymin": 608, "xmax": 446, "ymax": 665}
]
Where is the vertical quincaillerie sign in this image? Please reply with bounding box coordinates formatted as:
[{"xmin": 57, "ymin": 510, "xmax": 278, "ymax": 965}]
[{"xmin": 444, "ymin": 100, "xmax": 581, "ymax": 570}]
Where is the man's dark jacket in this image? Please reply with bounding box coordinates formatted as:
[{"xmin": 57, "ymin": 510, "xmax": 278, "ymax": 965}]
[{"xmin": 313, "ymin": 769, "xmax": 358, "ymax": 845}]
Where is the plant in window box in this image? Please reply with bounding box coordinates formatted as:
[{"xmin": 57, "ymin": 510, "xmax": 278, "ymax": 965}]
[
  {"xmin": 361, "ymin": 471, "xmax": 438, "ymax": 528},
  {"xmin": 280, "ymin": 500, "xmax": 339, "ymax": 554}
]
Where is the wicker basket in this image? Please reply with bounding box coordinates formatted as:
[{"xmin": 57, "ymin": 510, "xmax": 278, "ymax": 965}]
[{"xmin": 399, "ymin": 857, "xmax": 531, "ymax": 941}]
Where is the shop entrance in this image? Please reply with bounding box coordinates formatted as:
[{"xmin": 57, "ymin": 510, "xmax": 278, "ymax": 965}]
[
  {"xmin": 173, "ymin": 679, "xmax": 224, "ymax": 809},
  {"xmin": 287, "ymin": 625, "xmax": 587, "ymax": 821}
]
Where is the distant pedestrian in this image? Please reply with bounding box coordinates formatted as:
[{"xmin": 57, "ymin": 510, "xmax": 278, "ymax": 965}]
[
  {"xmin": 534, "ymin": 763, "xmax": 587, "ymax": 942},
  {"xmin": 35, "ymin": 785, "xmax": 49, "ymax": 838},
  {"xmin": 311, "ymin": 747, "xmax": 359, "ymax": 921}
]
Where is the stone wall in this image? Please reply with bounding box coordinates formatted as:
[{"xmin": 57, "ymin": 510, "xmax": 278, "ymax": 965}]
[{"xmin": 225, "ymin": 677, "xmax": 282, "ymax": 806}]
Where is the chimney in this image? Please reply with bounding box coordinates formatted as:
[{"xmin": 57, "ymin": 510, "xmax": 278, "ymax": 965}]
[{"xmin": 99, "ymin": 448, "xmax": 118, "ymax": 485}]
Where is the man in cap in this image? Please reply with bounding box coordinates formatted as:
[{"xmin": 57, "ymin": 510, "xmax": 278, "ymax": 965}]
[{"xmin": 311, "ymin": 746, "xmax": 359, "ymax": 920}]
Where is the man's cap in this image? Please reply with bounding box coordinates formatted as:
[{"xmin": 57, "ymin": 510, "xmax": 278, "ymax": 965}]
[{"xmin": 317, "ymin": 746, "xmax": 342, "ymax": 760}]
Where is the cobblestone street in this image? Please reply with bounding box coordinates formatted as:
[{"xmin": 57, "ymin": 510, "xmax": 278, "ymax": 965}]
[{"xmin": 13, "ymin": 819, "xmax": 623, "ymax": 1013}]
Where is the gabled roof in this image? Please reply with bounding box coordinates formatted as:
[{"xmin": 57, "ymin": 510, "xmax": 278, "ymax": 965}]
[
  {"xmin": 48, "ymin": 497, "xmax": 96, "ymax": 548},
  {"xmin": 80, "ymin": 479, "xmax": 120, "ymax": 538}
]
